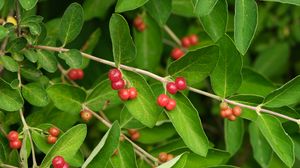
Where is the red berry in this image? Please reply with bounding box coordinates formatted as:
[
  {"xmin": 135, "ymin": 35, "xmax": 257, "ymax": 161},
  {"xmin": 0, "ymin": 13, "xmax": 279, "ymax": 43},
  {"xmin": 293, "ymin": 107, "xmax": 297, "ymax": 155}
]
[
  {"xmin": 7, "ymin": 131, "xmax": 19, "ymax": 141},
  {"xmin": 62, "ymin": 163, "xmax": 69, "ymax": 168},
  {"xmin": 131, "ymin": 132, "xmax": 140, "ymax": 141},
  {"xmin": 228, "ymin": 115, "xmax": 236, "ymax": 121},
  {"xmin": 9, "ymin": 139, "xmax": 22, "ymax": 149},
  {"xmin": 170, "ymin": 48, "xmax": 185, "ymax": 60},
  {"xmin": 133, "ymin": 16, "xmax": 143, "ymax": 28},
  {"xmin": 232, "ymin": 106, "xmax": 242, "ymax": 117},
  {"xmin": 111, "ymin": 79, "xmax": 125, "ymax": 90},
  {"xmin": 158, "ymin": 152, "xmax": 168, "ymax": 162},
  {"xmin": 67, "ymin": 69, "xmax": 78, "ymax": 80},
  {"xmin": 80, "ymin": 110, "xmax": 92, "ymax": 122},
  {"xmin": 47, "ymin": 135, "xmax": 57, "ymax": 144},
  {"xmin": 167, "ymin": 154, "xmax": 174, "ymax": 161},
  {"xmin": 49, "ymin": 127, "xmax": 60, "ymax": 137},
  {"xmin": 181, "ymin": 37, "xmax": 191, "ymax": 48},
  {"xmin": 137, "ymin": 23, "xmax": 146, "ymax": 32},
  {"xmin": 52, "ymin": 156, "xmax": 65, "ymax": 168},
  {"xmin": 108, "ymin": 69, "xmax": 122, "ymax": 82},
  {"xmin": 189, "ymin": 34, "xmax": 198, "ymax": 45},
  {"xmin": 220, "ymin": 102, "xmax": 229, "ymax": 111},
  {"xmin": 76, "ymin": 69, "xmax": 84, "ymax": 80},
  {"xmin": 166, "ymin": 82, "xmax": 178, "ymax": 94},
  {"xmin": 165, "ymin": 99, "xmax": 176, "ymax": 111},
  {"xmin": 128, "ymin": 87, "xmax": 138, "ymax": 99},
  {"xmin": 128, "ymin": 129, "xmax": 138, "ymax": 135},
  {"xmin": 175, "ymin": 77, "xmax": 187, "ymax": 90},
  {"xmin": 118, "ymin": 89, "xmax": 130, "ymax": 101},
  {"xmin": 157, "ymin": 94, "xmax": 169, "ymax": 107},
  {"xmin": 220, "ymin": 108, "xmax": 232, "ymax": 118}
]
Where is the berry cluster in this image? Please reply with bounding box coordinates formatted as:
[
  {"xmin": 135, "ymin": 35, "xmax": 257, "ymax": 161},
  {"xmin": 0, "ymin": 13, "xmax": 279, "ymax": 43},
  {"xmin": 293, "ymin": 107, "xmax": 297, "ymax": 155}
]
[
  {"xmin": 67, "ymin": 69, "xmax": 84, "ymax": 80},
  {"xmin": 220, "ymin": 102, "xmax": 242, "ymax": 121},
  {"xmin": 166, "ymin": 77, "xmax": 187, "ymax": 94},
  {"xmin": 47, "ymin": 127, "xmax": 60, "ymax": 144},
  {"xmin": 158, "ymin": 152, "xmax": 174, "ymax": 163},
  {"xmin": 170, "ymin": 34, "xmax": 199, "ymax": 60},
  {"xmin": 133, "ymin": 16, "xmax": 146, "ymax": 32},
  {"xmin": 157, "ymin": 94, "xmax": 176, "ymax": 111},
  {"xmin": 108, "ymin": 68, "xmax": 138, "ymax": 101},
  {"xmin": 80, "ymin": 110, "xmax": 92, "ymax": 122},
  {"xmin": 7, "ymin": 131, "xmax": 22, "ymax": 149},
  {"xmin": 128, "ymin": 129, "xmax": 140, "ymax": 141},
  {"xmin": 52, "ymin": 156, "xmax": 69, "ymax": 168}
]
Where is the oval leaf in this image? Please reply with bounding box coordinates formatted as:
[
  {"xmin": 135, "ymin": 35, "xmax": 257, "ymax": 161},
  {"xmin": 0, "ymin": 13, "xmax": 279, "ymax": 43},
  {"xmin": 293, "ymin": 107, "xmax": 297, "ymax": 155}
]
[
  {"xmin": 22, "ymin": 82, "xmax": 49, "ymax": 107},
  {"xmin": 0, "ymin": 78, "xmax": 23, "ymax": 111},
  {"xmin": 47, "ymin": 84, "xmax": 86, "ymax": 113},
  {"xmin": 184, "ymin": 149, "xmax": 230, "ymax": 167},
  {"xmin": 110, "ymin": 140, "xmax": 138, "ymax": 168},
  {"xmin": 115, "ymin": 0, "xmax": 149, "ymax": 12},
  {"xmin": 59, "ymin": 3, "xmax": 84, "ymax": 46},
  {"xmin": 36, "ymin": 50, "xmax": 57, "ymax": 73},
  {"xmin": 157, "ymin": 153, "xmax": 188, "ymax": 168},
  {"xmin": 224, "ymin": 118, "xmax": 244, "ymax": 156},
  {"xmin": 58, "ymin": 49, "xmax": 83, "ymax": 68},
  {"xmin": 109, "ymin": 14, "xmax": 136, "ymax": 66},
  {"xmin": 194, "ymin": 0, "xmax": 218, "ymax": 16},
  {"xmin": 0, "ymin": 55, "xmax": 18, "ymax": 72},
  {"xmin": 145, "ymin": 0, "xmax": 172, "ymax": 25},
  {"xmin": 262, "ymin": 0, "xmax": 300, "ymax": 6},
  {"xmin": 19, "ymin": 0, "xmax": 38, "ymax": 10},
  {"xmin": 234, "ymin": 0, "xmax": 258, "ymax": 55}
]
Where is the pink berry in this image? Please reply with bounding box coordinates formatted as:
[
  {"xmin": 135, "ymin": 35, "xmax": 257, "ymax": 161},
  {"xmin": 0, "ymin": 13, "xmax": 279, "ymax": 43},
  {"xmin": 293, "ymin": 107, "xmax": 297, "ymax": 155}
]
[
  {"xmin": 108, "ymin": 69, "xmax": 122, "ymax": 82},
  {"xmin": 170, "ymin": 48, "xmax": 185, "ymax": 60},
  {"xmin": 165, "ymin": 99, "xmax": 176, "ymax": 111},
  {"xmin": 166, "ymin": 82, "xmax": 178, "ymax": 94},
  {"xmin": 128, "ymin": 87, "xmax": 138, "ymax": 99},
  {"xmin": 181, "ymin": 37, "xmax": 191, "ymax": 48},
  {"xmin": 111, "ymin": 79, "xmax": 125, "ymax": 90},
  {"xmin": 7, "ymin": 131, "xmax": 19, "ymax": 141},
  {"xmin": 118, "ymin": 89, "xmax": 130, "ymax": 101},
  {"xmin": 9, "ymin": 139, "xmax": 22, "ymax": 149},
  {"xmin": 157, "ymin": 94, "xmax": 169, "ymax": 107},
  {"xmin": 52, "ymin": 156, "xmax": 65, "ymax": 168},
  {"xmin": 175, "ymin": 77, "xmax": 187, "ymax": 90},
  {"xmin": 189, "ymin": 34, "xmax": 198, "ymax": 45}
]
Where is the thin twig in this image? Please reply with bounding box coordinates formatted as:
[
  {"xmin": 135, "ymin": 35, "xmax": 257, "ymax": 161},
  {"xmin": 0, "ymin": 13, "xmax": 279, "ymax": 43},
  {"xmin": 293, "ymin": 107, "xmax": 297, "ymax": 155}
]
[
  {"xmin": 0, "ymin": 164, "xmax": 19, "ymax": 168},
  {"xmin": 32, "ymin": 45, "xmax": 300, "ymax": 124},
  {"xmin": 163, "ymin": 25, "xmax": 181, "ymax": 46}
]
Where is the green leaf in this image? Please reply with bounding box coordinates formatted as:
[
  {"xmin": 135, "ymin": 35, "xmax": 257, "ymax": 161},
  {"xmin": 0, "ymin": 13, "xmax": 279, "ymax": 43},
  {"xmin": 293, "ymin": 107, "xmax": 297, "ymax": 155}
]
[
  {"xmin": 20, "ymin": 132, "xmax": 28, "ymax": 168},
  {"xmin": 167, "ymin": 93, "xmax": 209, "ymax": 156},
  {"xmin": 0, "ymin": 78, "xmax": 23, "ymax": 111},
  {"xmin": 234, "ymin": 0, "xmax": 258, "ymax": 55},
  {"xmin": 193, "ymin": 0, "xmax": 218, "ymax": 16},
  {"xmin": 168, "ymin": 45, "xmax": 219, "ymax": 87},
  {"xmin": 115, "ymin": 0, "xmax": 149, "ymax": 12},
  {"xmin": 26, "ymin": 22, "xmax": 41, "ymax": 36},
  {"xmin": 199, "ymin": 0, "xmax": 228, "ymax": 42},
  {"xmin": 145, "ymin": 0, "xmax": 172, "ymax": 25},
  {"xmin": 36, "ymin": 50, "xmax": 57, "ymax": 73},
  {"xmin": 40, "ymin": 124, "xmax": 87, "ymax": 168},
  {"xmin": 0, "ymin": 26, "xmax": 8, "ymax": 40},
  {"xmin": 157, "ymin": 153, "xmax": 188, "ymax": 168},
  {"xmin": 210, "ymin": 35, "xmax": 242, "ymax": 97},
  {"xmin": 0, "ymin": 0, "xmax": 4, "ymax": 10},
  {"xmin": 224, "ymin": 118, "xmax": 244, "ymax": 156},
  {"xmin": 18, "ymin": 0, "xmax": 38, "ymax": 10},
  {"xmin": 83, "ymin": 0, "xmax": 116, "ymax": 20},
  {"xmin": 262, "ymin": 0, "xmax": 300, "ymax": 6},
  {"xmin": 59, "ymin": 3, "xmax": 84, "ymax": 46},
  {"xmin": 7, "ymin": 37, "xmax": 27, "ymax": 52},
  {"xmin": 0, "ymin": 55, "xmax": 18, "ymax": 72},
  {"xmin": 123, "ymin": 71, "xmax": 160, "ymax": 128},
  {"xmin": 133, "ymin": 14, "xmax": 163, "ymax": 72},
  {"xmin": 263, "ymin": 75, "xmax": 300, "ymax": 108},
  {"xmin": 253, "ymin": 42, "xmax": 290, "ymax": 78},
  {"xmin": 23, "ymin": 49, "xmax": 39, "ymax": 63},
  {"xmin": 58, "ymin": 49, "xmax": 83, "ymax": 68},
  {"xmin": 21, "ymin": 66, "xmax": 43, "ymax": 81},
  {"xmin": 172, "ymin": 0, "xmax": 195, "ymax": 18},
  {"xmin": 256, "ymin": 114, "xmax": 295, "ymax": 167},
  {"xmin": 47, "ymin": 84, "xmax": 86, "ymax": 113},
  {"xmin": 119, "ymin": 106, "xmax": 144, "ymax": 129},
  {"xmin": 109, "ymin": 14, "xmax": 136, "ymax": 66},
  {"xmin": 110, "ymin": 141, "xmax": 137, "ymax": 168},
  {"xmin": 86, "ymin": 79, "xmax": 120, "ymax": 111},
  {"xmin": 249, "ymin": 123, "xmax": 273, "ymax": 168},
  {"xmin": 82, "ymin": 122, "xmax": 120, "ymax": 168},
  {"xmin": 22, "ymin": 82, "xmax": 49, "ymax": 107}
]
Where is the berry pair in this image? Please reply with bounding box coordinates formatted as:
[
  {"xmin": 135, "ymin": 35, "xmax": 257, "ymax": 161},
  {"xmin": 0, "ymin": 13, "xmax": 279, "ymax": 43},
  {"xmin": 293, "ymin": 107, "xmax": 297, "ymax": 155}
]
[
  {"xmin": 108, "ymin": 68, "xmax": 138, "ymax": 101},
  {"xmin": 158, "ymin": 152, "xmax": 174, "ymax": 163},
  {"xmin": 166, "ymin": 77, "xmax": 187, "ymax": 94},
  {"xmin": 157, "ymin": 94, "xmax": 176, "ymax": 111},
  {"xmin": 128, "ymin": 129, "xmax": 140, "ymax": 141},
  {"xmin": 67, "ymin": 69, "xmax": 84, "ymax": 80},
  {"xmin": 220, "ymin": 102, "xmax": 242, "ymax": 121},
  {"xmin": 181, "ymin": 34, "xmax": 199, "ymax": 48},
  {"xmin": 80, "ymin": 110, "xmax": 92, "ymax": 122},
  {"xmin": 52, "ymin": 156, "xmax": 69, "ymax": 168},
  {"xmin": 47, "ymin": 127, "xmax": 60, "ymax": 144},
  {"xmin": 133, "ymin": 16, "xmax": 146, "ymax": 32},
  {"xmin": 7, "ymin": 131, "xmax": 22, "ymax": 149}
]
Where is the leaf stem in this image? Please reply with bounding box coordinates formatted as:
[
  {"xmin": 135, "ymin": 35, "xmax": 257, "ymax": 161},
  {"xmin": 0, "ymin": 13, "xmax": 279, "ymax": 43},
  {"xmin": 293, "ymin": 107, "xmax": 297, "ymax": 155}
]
[
  {"xmin": 32, "ymin": 45, "xmax": 300, "ymax": 124},
  {"xmin": 0, "ymin": 164, "xmax": 19, "ymax": 168},
  {"xmin": 163, "ymin": 25, "xmax": 181, "ymax": 46}
]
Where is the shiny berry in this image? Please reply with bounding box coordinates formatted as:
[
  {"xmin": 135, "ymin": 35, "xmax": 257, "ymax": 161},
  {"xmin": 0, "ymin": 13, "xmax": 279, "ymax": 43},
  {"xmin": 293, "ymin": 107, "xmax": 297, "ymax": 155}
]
[
  {"xmin": 9, "ymin": 139, "xmax": 22, "ymax": 149},
  {"xmin": 232, "ymin": 106, "xmax": 242, "ymax": 117},
  {"xmin": 49, "ymin": 127, "xmax": 60, "ymax": 137},
  {"xmin": 80, "ymin": 110, "xmax": 92, "ymax": 122},
  {"xmin": 62, "ymin": 163, "xmax": 69, "ymax": 168},
  {"xmin": 166, "ymin": 82, "xmax": 178, "ymax": 94},
  {"xmin": 157, "ymin": 94, "xmax": 169, "ymax": 107},
  {"xmin": 220, "ymin": 108, "xmax": 232, "ymax": 118},
  {"xmin": 133, "ymin": 16, "xmax": 143, "ymax": 28},
  {"xmin": 111, "ymin": 79, "xmax": 125, "ymax": 90},
  {"xmin": 228, "ymin": 115, "xmax": 236, "ymax": 121},
  {"xmin": 165, "ymin": 99, "xmax": 176, "ymax": 111},
  {"xmin": 128, "ymin": 87, "xmax": 138, "ymax": 99},
  {"xmin": 52, "ymin": 156, "xmax": 65, "ymax": 168},
  {"xmin": 167, "ymin": 154, "xmax": 174, "ymax": 161},
  {"xmin": 220, "ymin": 102, "xmax": 229, "ymax": 110},
  {"xmin": 76, "ymin": 69, "xmax": 84, "ymax": 80},
  {"xmin": 170, "ymin": 48, "xmax": 184, "ymax": 60},
  {"xmin": 137, "ymin": 23, "xmax": 146, "ymax": 32},
  {"xmin": 128, "ymin": 129, "xmax": 138, "ymax": 135},
  {"xmin": 131, "ymin": 132, "xmax": 140, "ymax": 141},
  {"xmin": 7, "ymin": 131, "xmax": 19, "ymax": 141},
  {"xmin": 181, "ymin": 37, "xmax": 191, "ymax": 48},
  {"xmin": 108, "ymin": 69, "xmax": 122, "ymax": 82},
  {"xmin": 189, "ymin": 34, "xmax": 198, "ymax": 45},
  {"xmin": 175, "ymin": 77, "xmax": 187, "ymax": 90},
  {"xmin": 47, "ymin": 135, "xmax": 57, "ymax": 144},
  {"xmin": 118, "ymin": 89, "xmax": 130, "ymax": 101},
  {"xmin": 158, "ymin": 152, "xmax": 168, "ymax": 162},
  {"xmin": 67, "ymin": 69, "xmax": 78, "ymax": 80}
]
